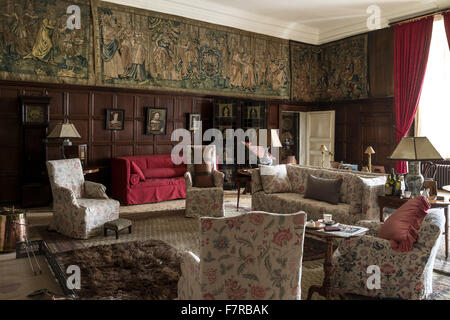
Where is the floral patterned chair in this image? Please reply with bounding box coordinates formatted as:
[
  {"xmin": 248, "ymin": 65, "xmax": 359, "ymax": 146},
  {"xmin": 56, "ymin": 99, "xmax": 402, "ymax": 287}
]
[
  {"xmin": 178, "ymin": 211, "xmax": 307, "ymax": 300},
  {"xmin": 332, "ymin": 208, "xmax": 444, "ymax": 299},
  {"xmin": 46, "ymin": 158, "xmax": 120, "ymax": 239},
  {"xmin": 185, "ymin": 145, "xmax": 224, "ymax": 218}
]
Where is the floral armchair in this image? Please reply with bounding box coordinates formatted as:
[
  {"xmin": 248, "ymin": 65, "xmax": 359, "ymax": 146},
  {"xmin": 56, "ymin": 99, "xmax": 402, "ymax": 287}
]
[
  {"xmin": 332, "ymin": 208, "xmax": 444, "ymax": 299},
  {"xmin": 185, "ymin": 145, "xmax": 224, "ymax": 218},
  {"xmin": 46, "ymin": 158, "xmax": 120, "ymax": 239},
  {"xmin": 178, "ymin": 211, "xmax": 307, "ymax": 300}
]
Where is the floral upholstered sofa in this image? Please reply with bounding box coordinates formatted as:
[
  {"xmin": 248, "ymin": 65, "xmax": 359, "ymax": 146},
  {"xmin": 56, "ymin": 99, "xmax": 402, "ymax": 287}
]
[{"xmin": 251, "ymin": 164, "xmax": 387, "ymax": 225}]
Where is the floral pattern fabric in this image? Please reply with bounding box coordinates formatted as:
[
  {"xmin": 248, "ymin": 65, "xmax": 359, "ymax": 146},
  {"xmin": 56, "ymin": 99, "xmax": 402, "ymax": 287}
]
[
  {"xmin": 177, "ymin": 211, "xmax": 307, "ymax": 300},
  {"xmin": 332, "ymin": 209, "xmax": 444, "ymax": 299},
  {"xmin": 185, "ymin": 170, "xmax": 224, "ymax": 218},
  {"xmin": 258, "ymin": 165, "xmax": 292, "ymax": 194},
  {"xmin": 47, "ymin": 159, "xmax": 120, "ymax": 239},
  {"xmin": 252, "ymin": 166, "xmax": 385, "ymax": 223}
]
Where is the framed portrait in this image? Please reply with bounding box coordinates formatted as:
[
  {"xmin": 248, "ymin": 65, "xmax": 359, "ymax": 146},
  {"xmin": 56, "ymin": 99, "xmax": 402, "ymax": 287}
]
[
  {"xmin": 247, "ymin": 106, "xmax": 260, "ymax": 119},
  {"xmin": 188, "ymin": 113, "xmax": 201, "ymax": 131},
  {"xmin": 146, "ymin": 107, "xmax": 167, "ymax": 135},
  {"xmin": 218, "ymin": 103, "xmax": 233, "ymax": 118},
  {"xmin": 105, "ymin": 109, "xmax": 125, "ymax": 130}
]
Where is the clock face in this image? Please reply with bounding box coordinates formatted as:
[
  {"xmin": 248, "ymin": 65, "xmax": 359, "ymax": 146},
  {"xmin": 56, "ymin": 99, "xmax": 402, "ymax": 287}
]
[{"xmin": 26, "ymin": 105, "xmax": 45, "ymax": 123}]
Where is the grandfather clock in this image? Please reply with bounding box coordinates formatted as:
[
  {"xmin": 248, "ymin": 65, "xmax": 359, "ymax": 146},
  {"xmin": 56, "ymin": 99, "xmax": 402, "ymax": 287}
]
[{"xmin": 19, "ymin": 95, "xmax": 52, "ymax": 207}]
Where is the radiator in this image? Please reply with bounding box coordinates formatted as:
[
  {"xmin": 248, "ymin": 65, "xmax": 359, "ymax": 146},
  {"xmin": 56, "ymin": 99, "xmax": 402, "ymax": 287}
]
[{"xmin": 435, "ymin": 164, "xmax": 450, "ymax": 189}]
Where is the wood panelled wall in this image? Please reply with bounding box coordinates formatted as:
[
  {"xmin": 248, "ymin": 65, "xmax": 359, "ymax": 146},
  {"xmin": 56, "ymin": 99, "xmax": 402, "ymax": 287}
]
[
  {"xmin": 0, "ymin": 82, "xmax": 227, "ymax": 203},
  {"xmin": 0, "ymin": 27, "xmax": 396, "ymax": 204}
]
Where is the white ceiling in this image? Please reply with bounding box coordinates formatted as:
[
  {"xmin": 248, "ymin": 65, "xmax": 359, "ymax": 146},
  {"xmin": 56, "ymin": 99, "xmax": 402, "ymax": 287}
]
[{"xmin": 103, "ymin": 0, "xmax": 450, "ymax": 44}]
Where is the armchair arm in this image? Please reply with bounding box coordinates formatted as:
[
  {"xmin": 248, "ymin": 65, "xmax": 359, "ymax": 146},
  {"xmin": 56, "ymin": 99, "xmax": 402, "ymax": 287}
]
[
  {"xmin": 178, "ymin": 251, "xmax": 201, "ymax": 300},
  {"xmin": 212, "ymin": 170, "xmax": 224, "ymax": 188},
  {"xmin": 84, "ymin": 181, "xmax": 109, "ymax": 199},
  {"xmin": 52, "ymin": 185, "xmax": 80, "ymax": 208},
  {"xmin": 250, "ymin": 169, "xmax": 263, "ymax": 194},
  {"xmin": 184, "ymin": 171, "xmax": 193, "ymax": 189},
  {"xmin": 355, "ymin": 220, "xmax": 383, "ymax": 236}
]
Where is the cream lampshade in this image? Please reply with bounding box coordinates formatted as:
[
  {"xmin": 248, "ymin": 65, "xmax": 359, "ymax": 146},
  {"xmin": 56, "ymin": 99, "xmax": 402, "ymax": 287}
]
[
  {"xmin": 388, "ymin": 137, "xmax": 443, "ymax": 196},
  {"xmin": 47, "ymin": 121, "xmax": 81, "ymax": 159},
  {"xmin": 256, "ymin": 129, "xmax": 282, "ymax": 165},
  {"xmin": 364, "ymin": 146, "xmax": 375, "ymax": 172}
]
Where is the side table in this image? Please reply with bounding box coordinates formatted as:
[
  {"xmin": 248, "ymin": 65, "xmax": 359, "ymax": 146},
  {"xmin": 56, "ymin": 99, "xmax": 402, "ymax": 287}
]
[
  {"xmin": 378, "ymin": 195, "xmax": 449, "ymax": 258},
  {"xmin": 233, "ymin": 169, "xmax": 252, "ymax": 209}
]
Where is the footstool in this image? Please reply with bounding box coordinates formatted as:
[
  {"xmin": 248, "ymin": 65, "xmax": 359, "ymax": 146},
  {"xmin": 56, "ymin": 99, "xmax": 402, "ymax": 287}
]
[{"xmin": 104, "ymin": 218, "xmax": 132, "ymax": 239}]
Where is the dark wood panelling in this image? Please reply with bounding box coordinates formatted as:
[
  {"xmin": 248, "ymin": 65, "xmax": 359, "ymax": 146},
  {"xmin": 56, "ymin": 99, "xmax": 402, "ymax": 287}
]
[
  {"xmin": 329, "ymin": 98, "xmax": 396, "ymax": 171},
  {"xmin": 368, "ymin": 27, "xmax": 394, "ymax": 98}
]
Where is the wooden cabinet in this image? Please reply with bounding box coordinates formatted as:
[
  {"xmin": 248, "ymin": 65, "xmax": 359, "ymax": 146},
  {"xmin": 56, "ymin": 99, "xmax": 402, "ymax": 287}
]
[{"xmin": 19, "ymin": 96, "xmax": 52, "ymax": 207}]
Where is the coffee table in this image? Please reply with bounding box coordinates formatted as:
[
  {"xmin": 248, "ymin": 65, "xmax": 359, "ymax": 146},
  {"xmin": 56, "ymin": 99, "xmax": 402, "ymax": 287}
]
[
  {"xmin": 305, "ymin": 224, "xmax": 368, "ymax": 300},
  {"xmin": 378, "ymin": 195, "xmax": 449, "ymax": 258}
]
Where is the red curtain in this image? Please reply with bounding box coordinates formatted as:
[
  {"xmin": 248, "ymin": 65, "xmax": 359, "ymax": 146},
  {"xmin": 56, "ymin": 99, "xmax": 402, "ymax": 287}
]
[
  {"xmin": 444, "ymin": 12, "xmax": 450, "ymax": 49},
  {"xmin": 394, "ymin": 17, "xmax": 434, "ymax": 173}
]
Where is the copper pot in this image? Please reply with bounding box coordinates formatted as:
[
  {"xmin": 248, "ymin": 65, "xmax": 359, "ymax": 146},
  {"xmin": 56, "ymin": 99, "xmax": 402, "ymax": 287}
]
[{"xmin": 0, "ymin": 207, "xmax": 27, "ymax": 253}]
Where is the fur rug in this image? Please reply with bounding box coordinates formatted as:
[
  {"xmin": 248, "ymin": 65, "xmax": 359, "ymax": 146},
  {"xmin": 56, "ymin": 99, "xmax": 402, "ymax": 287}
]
[{"xmin": 56, "ymin": 240, "xmax": 181, "ymax": 300}]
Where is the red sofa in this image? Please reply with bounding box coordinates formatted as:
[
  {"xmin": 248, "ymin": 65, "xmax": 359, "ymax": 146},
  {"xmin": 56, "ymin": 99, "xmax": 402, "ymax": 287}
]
[{"xmin": 111, "ymin": 154, "xmax": 187, "ymax": 205}]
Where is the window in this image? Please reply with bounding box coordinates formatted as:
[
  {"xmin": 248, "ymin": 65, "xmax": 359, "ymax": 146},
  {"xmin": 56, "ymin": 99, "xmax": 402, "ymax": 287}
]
[{"xmin": 416, "ymin": 17, "xmax": 450, "ymax": 159}]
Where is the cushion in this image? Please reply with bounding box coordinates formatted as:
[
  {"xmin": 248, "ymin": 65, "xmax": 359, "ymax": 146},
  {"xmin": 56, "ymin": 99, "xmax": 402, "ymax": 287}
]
[
  {"xmin": 304, "ymin": 174, "xmax": 342, "ymax": 205},
  {"xmin": 142, "ymin": 167, "xmax": 186, "ymax": 179},
  {"xmin": 194, "ymin": 163, "xmax": 215, "ymax": 188},
  {"xmin": 130, "ymin": 161, "xmax": 145, "ymax": 181},
  {"xmin": 259, "ymin": 164, "xmax": 292, "ymax": 193},
  {"xmin": 378, "ymin": 196, "xmax": 430, "ymax": 252}
]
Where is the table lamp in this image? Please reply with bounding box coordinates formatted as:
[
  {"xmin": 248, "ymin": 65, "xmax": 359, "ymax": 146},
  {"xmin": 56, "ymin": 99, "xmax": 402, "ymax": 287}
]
[
  {"xmin": 47, "ymin": 121, "xmax": 81, "ymax": 159},
  {"xmin": 257, "ymin": 129, "xmax": 282, "ymax": 166},
  {"xmin": 364, "ymin": 146, "xmax": 375, "ymax": 172},
  {"xmin": 388, "ymin": 137, "xmax": 443, "ymax": 196},
  {"xmin": 320, "ymin": 145, "xmax": 328, "ymax": 168}
]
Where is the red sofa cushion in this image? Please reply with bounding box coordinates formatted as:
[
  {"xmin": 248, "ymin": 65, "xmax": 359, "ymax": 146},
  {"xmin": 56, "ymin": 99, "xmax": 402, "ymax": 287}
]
[
  {"xmin": 142, "ymin": 167, "xmax": 186, "ymax": 179},
  {"xmin": 378, "ymin": 196, "xmax": 430, "ymax": 252},
  {"xmin": 130, "ymin": 161, "xmax": 145, "ymax": 181}
]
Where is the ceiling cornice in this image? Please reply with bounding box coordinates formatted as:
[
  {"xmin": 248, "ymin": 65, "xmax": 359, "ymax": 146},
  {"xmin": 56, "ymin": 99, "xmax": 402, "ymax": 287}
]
[
  {"xmin": 102, "ymin": 0, "xmax": 450, "ymax": 46},
  {"xmin": 102, "ymin": 0, "xmax": 320, "ymax": 44}
]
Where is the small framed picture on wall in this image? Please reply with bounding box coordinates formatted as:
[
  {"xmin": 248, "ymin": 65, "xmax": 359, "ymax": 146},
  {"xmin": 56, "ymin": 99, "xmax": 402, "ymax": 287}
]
[
  {"xmin": 105, "ymin": 109, "xmax": 125, "ymax": 130},
  {"xmin": 188, "ymin": 113, "xmax": 201, "ymax": 131},
  {"xmin": 145, "ymin": 107, "xmax": 167, "ymax": 135}
]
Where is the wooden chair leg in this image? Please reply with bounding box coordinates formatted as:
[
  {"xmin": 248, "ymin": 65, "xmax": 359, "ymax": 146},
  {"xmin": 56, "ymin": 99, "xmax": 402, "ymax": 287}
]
[
  {"xmin": 115, "ymin": 230, "xmax": 119, "ymax": 240},
  {"xmin": 128, "ymin": 226, "xmax": 132, "ymax": 234}
]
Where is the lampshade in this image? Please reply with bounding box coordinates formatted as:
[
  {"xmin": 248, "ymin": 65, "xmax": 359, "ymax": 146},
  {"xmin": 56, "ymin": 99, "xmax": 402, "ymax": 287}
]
[
  {"xmin": 365, "ymin": 146, "xmax": 375, "ymax": 154},
  {"xmin": 388, "ymin": 137, "xmax": 443, "ymax": 161},
  {"xmin": 320, "ymin": 144, "xmax": 328, "ymax": 152},
  {"xmin": 47, "ymin": 122, "xmax": 81, "ymax": 139},
  {"xmin": 256, "ymin": 129, "xmax": 282, "ymax": 148}
]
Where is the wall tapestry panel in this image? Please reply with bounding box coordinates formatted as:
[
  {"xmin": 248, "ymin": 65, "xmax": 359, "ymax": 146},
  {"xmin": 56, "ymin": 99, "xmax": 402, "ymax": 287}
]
[
  {"xmin": 291, "ymin": 35, "xmax": 368, "ymax": 102},
  {"xmin": 93, "ymin": 2, "xmax": 290, "ymax": 99},
  {"xmin": 0, "ymin": 0, "xmax": 93, "ymax": 85}
]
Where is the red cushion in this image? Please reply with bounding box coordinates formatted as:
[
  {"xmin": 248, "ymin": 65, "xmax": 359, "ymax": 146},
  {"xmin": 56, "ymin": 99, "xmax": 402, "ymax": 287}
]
[
  {"xmin": 142, "ymin": 167, "xmax": 186, "ymax": 179},
  {"xmin": 378, "ymin": 196, "xmax": 430, "ymax": 252},
  {"xmin": 130, "ymin": 161, "xmax": 145, "ymax": 181}
]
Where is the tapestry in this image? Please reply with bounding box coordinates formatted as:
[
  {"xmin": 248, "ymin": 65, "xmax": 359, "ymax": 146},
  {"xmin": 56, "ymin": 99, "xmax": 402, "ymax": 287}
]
[
  {"xmin": 93, "ymin": 2, "xmax": 290, "ymax": 99},
  {"xmin": 0, "ymin": 0, "xmax": 93, "ymax": 85},
  {"xmin": 291, "ymin": 35, "xmax": 368, "ymax": 102}
]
